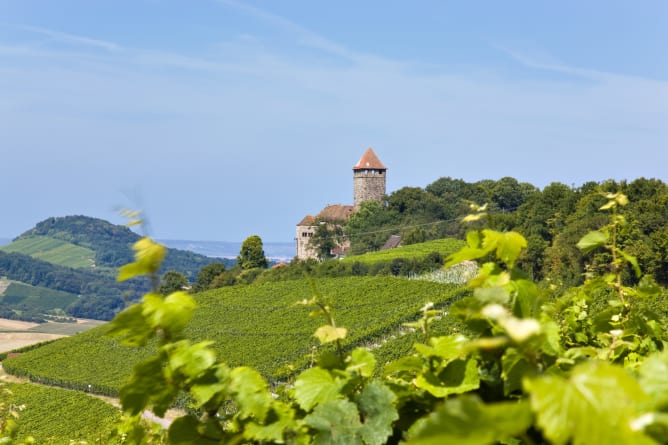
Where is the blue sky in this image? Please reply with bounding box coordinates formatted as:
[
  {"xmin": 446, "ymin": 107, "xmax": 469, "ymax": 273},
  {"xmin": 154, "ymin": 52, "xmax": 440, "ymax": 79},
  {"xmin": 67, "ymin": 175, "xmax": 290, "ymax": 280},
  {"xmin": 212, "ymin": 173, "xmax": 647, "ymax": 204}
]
[{"xmin": 1, "ymin": 0, "xmax": 666, "ymax": 242}]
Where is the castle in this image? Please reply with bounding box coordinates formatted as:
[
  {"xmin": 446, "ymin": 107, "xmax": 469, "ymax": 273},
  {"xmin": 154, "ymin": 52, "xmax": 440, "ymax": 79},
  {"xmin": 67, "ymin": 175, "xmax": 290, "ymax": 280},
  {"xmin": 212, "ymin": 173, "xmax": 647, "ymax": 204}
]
[{"xmin": 296, "ymin": 148, "xmax": 387, "ymax": 259}]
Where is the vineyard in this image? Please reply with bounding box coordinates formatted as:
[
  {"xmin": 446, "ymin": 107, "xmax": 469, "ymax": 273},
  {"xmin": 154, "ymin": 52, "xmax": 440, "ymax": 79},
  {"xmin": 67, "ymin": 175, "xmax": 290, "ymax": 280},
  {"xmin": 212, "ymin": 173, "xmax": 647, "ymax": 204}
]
[
  {"xmin": 2, "ymin": 382, "xmax": 120, "ymax": 442},
  {"xmin": 2, "ymin": 276, "xmax": 465, "ymax": 395},
  {"xmin": 0, "ymin": 236, "xmax": 95, "ymax": 269},
  {"xmin": 0, "ymin": 281, "xmax": 79, "ymax": 311},
  {"xmin": 340, "ymin": 238, "xmax": 465, "ymax": 265}
]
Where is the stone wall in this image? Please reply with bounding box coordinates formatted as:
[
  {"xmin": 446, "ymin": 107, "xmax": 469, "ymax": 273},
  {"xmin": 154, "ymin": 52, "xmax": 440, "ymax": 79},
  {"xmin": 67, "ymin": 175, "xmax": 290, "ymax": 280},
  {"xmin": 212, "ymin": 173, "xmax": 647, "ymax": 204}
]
[{"xmin": 353, "ymin": 169, "xmax": 386, "ymax": 207}]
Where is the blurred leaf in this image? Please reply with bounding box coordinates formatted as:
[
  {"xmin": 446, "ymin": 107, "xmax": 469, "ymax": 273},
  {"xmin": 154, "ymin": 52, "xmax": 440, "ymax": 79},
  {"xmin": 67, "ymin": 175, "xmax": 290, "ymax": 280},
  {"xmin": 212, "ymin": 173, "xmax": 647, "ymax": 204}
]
[
  {"xmin": 406, "ymin": 396, "xmax": 531, "ymax": 445},
  {"xmin": 314, "ymin": 325, "xmax": 348, "ymax": 344},
  {"xmin": 577, "ymin": 231, "xmax": 608, "ymax": 254}
]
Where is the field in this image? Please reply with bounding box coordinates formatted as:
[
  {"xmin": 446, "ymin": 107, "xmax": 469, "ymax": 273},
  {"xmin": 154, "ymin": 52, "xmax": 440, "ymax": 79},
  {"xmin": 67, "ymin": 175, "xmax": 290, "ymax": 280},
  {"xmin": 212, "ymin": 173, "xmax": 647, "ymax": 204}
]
[
  {"xmin": 0, "ymin": 317, "xmax": 105, "ymax": 353},
  {"xmin": 341, "ymin": 238, "xmax": 465, "ymax": 265},
  {"xmin": 0, "ymin": 281, "xmax": 79, "ymax": 311},
  {"xmin": 2, "ymin": 276, "xmax": 466, "ymax": 395},
  {"xmin": 0, "ymin": 235, "xmax": 95, "ymax": 268},
  {"xmin": 0, "ymin": 381, "xmax": 120, "ymax": 442}
]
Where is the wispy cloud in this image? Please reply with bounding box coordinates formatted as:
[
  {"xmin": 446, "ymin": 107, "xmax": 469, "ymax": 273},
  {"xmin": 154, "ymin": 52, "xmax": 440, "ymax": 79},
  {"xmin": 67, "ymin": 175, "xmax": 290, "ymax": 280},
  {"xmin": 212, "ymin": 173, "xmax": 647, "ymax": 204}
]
[
  {"xmin": 15, "ymin": 24, "xmax": 123, "ymax": 52},
  {"xmin": 214, "ymin": 0, "xmax": 365, "ymax": 63}
]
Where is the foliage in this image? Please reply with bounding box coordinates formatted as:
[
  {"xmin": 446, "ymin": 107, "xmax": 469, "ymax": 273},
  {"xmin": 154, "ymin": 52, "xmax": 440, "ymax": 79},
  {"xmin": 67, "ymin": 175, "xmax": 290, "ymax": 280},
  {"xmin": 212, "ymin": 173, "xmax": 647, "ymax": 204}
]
[
  {"xmin": 191, "ymin": 262, "xmax": 226, "ymax": 292},
  {"xmin": 158, "ymin": 271, "xmax": 189, "ymax": 295},
  {"xmin": 238, "ymin": 235, "xmax": 269, "ymax": 270},
  {"xmin": 89, "ymin": 192, "xmax": 668, "ymax": 444},
  {"xmin": 308, "ymin": 219, "xmax": 345, "ymax": 261}
]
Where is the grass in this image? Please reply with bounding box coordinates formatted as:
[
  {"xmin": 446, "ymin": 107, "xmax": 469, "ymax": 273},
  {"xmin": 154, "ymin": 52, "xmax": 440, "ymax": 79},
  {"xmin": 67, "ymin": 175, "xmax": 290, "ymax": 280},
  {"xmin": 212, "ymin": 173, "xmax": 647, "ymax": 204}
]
[{"xmin": 0, "ymin": 236, "xmax": 95, "ymax": 268}]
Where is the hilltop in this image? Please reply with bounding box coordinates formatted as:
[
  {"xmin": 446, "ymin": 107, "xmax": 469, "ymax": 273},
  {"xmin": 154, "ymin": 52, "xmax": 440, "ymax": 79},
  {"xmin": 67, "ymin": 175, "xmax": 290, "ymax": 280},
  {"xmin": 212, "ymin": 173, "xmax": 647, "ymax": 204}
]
[{"xmin": 0, "ymin": 215, "xmax": 229, "ymax": 320}]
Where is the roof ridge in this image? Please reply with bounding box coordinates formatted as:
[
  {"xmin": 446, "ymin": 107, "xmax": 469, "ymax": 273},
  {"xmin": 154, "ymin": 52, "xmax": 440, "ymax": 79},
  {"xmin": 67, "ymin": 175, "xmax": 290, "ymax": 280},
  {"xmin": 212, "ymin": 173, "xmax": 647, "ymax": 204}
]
[{"xmin": 353, "ymin": 147, "xmax": 387, "ymax": 170}]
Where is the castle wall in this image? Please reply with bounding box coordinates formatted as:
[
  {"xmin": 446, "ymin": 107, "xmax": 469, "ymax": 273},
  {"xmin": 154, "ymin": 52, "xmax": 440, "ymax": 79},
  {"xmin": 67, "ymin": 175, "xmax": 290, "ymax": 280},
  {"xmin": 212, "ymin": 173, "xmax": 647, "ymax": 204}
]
[
  {"xmin": 296, "ymin": 225, "xmax": 316, "ymax": 259},
  {"xmin": 353, "ymin": 170, "xmax": 386, "ymax": 207}
]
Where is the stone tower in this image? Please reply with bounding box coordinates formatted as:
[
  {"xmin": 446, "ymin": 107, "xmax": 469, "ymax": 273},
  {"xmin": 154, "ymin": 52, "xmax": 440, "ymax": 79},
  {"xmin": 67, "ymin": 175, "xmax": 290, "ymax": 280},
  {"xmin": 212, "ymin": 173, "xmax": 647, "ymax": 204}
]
[{"xmin": 353, "ymin": 147, "xmax": 387, "ymax": 207}]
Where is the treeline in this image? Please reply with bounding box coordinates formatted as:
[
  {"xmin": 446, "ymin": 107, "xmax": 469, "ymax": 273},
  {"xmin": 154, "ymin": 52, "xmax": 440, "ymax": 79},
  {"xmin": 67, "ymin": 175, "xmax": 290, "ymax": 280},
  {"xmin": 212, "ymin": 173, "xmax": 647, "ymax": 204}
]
[
  {"xmin": 343, "ymin": 176, "xmax": 668, "ymax": 288},
  {"xmin": 0, "ymin": 250, "xmax": 144, "ymax": 320}
]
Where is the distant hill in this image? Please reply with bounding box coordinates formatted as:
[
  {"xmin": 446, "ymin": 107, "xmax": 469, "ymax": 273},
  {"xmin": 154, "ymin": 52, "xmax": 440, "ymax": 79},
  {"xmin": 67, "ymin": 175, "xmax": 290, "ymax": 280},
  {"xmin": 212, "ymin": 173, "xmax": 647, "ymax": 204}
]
[
  {"xmin": 0, "ymin": 215, "xmax": 229, "ymax": 320},
  {"xmin": 13, "ymin": 215, "xmax": 234, "ymax": 273}
]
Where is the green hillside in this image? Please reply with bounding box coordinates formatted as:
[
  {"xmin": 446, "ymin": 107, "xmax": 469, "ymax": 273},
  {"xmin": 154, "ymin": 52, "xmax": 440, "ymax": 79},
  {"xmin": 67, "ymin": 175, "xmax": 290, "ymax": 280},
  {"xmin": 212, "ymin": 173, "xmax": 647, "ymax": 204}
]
[
  {"xmin": 18, "ymin": 215, "xmax": 230, "ymax": 274},
  {"xmin": 3, "ymin": 382, "xmax": 120, "ymax": 443},
  {"xmin": 0, "ymin": 215, "xmax": 228, "ymax": 320},
  {"xmin": 0, "ymin": 280, "xmax": 79, "ymax": 312},
  {"xmin": 0, "ymin": 236, "xmax": 95, "ymax": 268},
  {"xmin": 3, "ymin": 276, "xmax": 465, "ymax": 395}
]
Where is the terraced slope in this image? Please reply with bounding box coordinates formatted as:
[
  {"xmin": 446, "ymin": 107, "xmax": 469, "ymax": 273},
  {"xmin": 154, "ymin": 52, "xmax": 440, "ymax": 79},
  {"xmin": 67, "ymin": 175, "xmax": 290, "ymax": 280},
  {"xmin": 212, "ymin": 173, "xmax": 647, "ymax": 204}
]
[
  {"xmin": 0, "ymin": 236, "xmax": 95, "ymax": 268},
  {"xmin": 340, "ymin": 238, "xmax": 465, "ymax": 265},
  {"xmin": 3, "ymin": 382, "xmax": 120, "ymax": 442},
  {"xmin": 3, "ymin": 276, "xmax": 465, "ymax": 395}
]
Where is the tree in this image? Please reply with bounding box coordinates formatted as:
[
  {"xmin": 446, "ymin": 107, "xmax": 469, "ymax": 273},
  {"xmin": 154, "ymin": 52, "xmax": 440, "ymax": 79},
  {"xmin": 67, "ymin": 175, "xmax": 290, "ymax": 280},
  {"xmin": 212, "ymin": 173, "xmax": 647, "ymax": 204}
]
[
  {"xmin": 237, "ymin": 235, "xmax": 268, "ymax": 270},
  {"xmin": 308, "ymin": 220, "xmax": 343, "ymax": 261},
  {"xmin": 158, "ymin": 270, "xmax": 189, "ymax": 295},
  {"xmin": 192, "ymin": 262, "xmax": 227, "ymax": 292}
]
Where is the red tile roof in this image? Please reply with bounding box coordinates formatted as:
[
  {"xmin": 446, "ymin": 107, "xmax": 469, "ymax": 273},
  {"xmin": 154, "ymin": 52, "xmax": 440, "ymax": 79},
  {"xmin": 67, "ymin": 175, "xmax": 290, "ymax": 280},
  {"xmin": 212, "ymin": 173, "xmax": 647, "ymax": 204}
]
[
  {"xmin": 298, "ymin": 215, "xmax": 316, "ymax": 226},
  {"xmin": 317, "ymin": 204, "xmax": 354, "ymax": 221},
  {"xmin": 353, "ymin": 147, "xmax": 387, "ymax": 170}
]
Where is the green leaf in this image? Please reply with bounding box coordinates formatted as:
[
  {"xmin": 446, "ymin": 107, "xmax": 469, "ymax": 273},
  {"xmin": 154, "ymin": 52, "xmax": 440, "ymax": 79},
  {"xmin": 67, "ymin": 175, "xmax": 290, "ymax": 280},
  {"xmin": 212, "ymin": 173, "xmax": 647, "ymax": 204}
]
[
  {"xmin": 525, "ymin": 361, "xmax": 653, "ymax": 445},
  {"xmin": 357, "ymin": 381, "xmax": 398, "ymax": 445},
  {"xmin": 414, "ymin": 335, "xmax": 468, "ymax": 363},
  {"xmin": 406, "ymin": 396, "xmax": 532, "ymax": 445},
  {"xmin": 294, "ymin": 367, "xmax": 348, "ymax": 411},
  {"xmin": 314, "ymin": 325, "xmax": 348, "ymax": 344},
  {"xmin": 474, "ymin": 286, "xmax": 510, "ymax": 305},
  {"xmin": 618, "ymin": 248, "xmax": 642, "ymax": 278},
  {"xmin": 166, "ymin": 340, "xmax": 217, "ymax": 388},
  {"xmin": 347, "ymin": 348, "xmax": 377, "ymax": 378},
  {"xmin": 168, "ymin": 415, "xmax": 203, "ymax": 445},
  {"xmin": 303, "ymin": 399, "xmax": 363, "ymax": 445},
  {"xmin": 106, "ymin": 303, "xmax": 153, "ymax": 347},
  {"xmin": 244, "ymin": 402, "xmax": 298, "ymax": 443},
  {"xmin": 467, "ymin": 231, "xmax": 482, "ymax": 249},
  {"xmin": 230, "ymin": 366, "xmax": 273, "ymax": 421},
  {"xmin": 638, "ymin": 351, "xmax": 668, "ymax": 410},
  {"xmin": 501, "ymin": 348, "xmax": 532, "ymax": 395},
  {"xmin": 576, "ymin": 230, "xmax": 608, "ymax": 254},
  {"xmin": 415, "ymin": 358, "xmax": 480, "ymax": 398},
  {"xmin": 495, "ymin": 232, "xmax": 527, "ymax": 268},
  {"xmin": 117, "ymin": 237, "xmax": 166, "ymax": 281},
  {"xmin": 120, "ymin": 354, "xmax": 176, "ymax": 417}
]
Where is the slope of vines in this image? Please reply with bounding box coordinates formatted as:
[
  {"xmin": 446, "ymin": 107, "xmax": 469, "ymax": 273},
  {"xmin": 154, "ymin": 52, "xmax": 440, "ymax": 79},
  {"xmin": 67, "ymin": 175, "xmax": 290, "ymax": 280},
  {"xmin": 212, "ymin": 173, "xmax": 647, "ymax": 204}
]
[
  {"xmin": 2, "ymin": 382, "xmax": 120, "ymax": 443},
  {"xmin": 3, "ymin": 277, "xmax": 464, "ymax": 394},
  {"xmin": 340, "ymin": 238, "xmax": 465, "ymax": 265}
]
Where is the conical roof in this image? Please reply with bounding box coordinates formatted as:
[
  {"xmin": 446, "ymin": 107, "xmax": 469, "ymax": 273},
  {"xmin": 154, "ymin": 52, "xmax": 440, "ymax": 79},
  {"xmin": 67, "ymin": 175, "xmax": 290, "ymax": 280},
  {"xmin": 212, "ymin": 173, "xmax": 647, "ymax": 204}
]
[{"xmin": 353, "ymin": 148, "xmax": 387, "ymax": 170}]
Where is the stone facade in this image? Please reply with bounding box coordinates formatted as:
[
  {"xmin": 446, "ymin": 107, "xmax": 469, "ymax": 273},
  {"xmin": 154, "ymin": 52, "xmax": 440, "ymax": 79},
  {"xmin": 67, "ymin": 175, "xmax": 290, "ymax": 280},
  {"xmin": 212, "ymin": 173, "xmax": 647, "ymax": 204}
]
[
  {"xmin": 296, "ymin": 148, "xmax": 387, "ymax": 260},
  {"xmin": 353, "ymin": 148, "xmax": 387, "ymax": 207},
  {"xmin": 353, "ymin": 170, "xmax": 386, "ymax": 207}
]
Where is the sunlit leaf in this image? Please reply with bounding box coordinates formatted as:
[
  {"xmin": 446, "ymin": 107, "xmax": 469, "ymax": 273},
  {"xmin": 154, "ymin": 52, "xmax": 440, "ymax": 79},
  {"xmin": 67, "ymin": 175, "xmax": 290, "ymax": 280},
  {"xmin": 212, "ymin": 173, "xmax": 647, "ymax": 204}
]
[
  {"xmin": 294, "ymin": 367, "xmax": 348, "ymax": 411},
  {"xmin": 314, "ymin": 325, "xmax": 348, "ymax": 344},
  {"xmin": 525, "ymin": 361, "xmax": 652, "ymax": 445},
  {"xmin": 576, "ymin": 231, "xmax": 608, "ymax": 254}
]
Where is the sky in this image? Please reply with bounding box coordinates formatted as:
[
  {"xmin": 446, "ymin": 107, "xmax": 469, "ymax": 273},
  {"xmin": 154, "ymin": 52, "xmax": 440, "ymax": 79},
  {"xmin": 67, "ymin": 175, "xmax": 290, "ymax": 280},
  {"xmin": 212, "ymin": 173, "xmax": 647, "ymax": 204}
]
[{"xmin": 1, "ymin": 1, "xmax": 667, "ymax": 242}]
